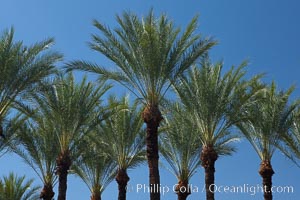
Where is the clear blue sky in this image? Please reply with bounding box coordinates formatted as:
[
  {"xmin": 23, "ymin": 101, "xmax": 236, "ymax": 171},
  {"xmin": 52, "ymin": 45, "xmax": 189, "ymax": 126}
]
[{"xmin": 1, "ymin": 0, "xmax": 300, "ymax": 199}]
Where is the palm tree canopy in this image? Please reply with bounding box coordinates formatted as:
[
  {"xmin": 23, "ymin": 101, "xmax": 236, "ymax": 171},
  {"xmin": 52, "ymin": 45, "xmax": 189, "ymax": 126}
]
[
  {"xmin": 0, "ymin": 27, "xmax": 61, "ymax": 158},
  {"xmin": 9, "ymin": 114, "xmax": 59, "ymax": 187},
  {"xmin": 23, "ymin": 72, "xmax": 111, "ymax": 157},
  {"xmin": 67, "ymin": 9, "xmax": 216, "ymax": 106},
  {"xmin": 0, "ymin": 27, "xmax": 62, "ymax": 122},
  {"xmin": 72, "ymin": 135, "xmax": 117, "ymax": 195},
  {"xmin": 99, "ymin": 95, "xmax": 146, "ymax": 170},
  {"xmin": 237, "ymin": 82, "xmax": 300, "ymax": 161},
  {"xmin": 0, "ymin": 172, "xmax": 40, "ymax": 200},
  {"xmin": 174, "ymin": 60, "xmax": 263, "ymax": 155},
  {"xmin": 160, "ymin": 103, "xmax": 201, "ymax": 182}
]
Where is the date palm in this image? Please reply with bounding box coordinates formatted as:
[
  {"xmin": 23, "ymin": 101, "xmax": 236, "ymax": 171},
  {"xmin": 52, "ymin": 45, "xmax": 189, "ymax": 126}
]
[
  {"xmin": 160, "ymin": 103, "xmax": 201, "ymax": 200},
  {"xmin": 9, "ymin": 116, "xmax": 59, "ymax": 200},
  {"xmin": 99, "ymin": 96, "xmax": 146, "ymax": 200},
  {"xmin": 237, "ymin": 82, "xmax": 300, "ymax": 200},
  {"xmin": 0, "ymin": 172, "xmax": 40, "ymax": 200},
  {"xmin": 174, "ymin": 60, "xmax": 263, "ymax": 200},
  {"xmin": 0, "ymin": 28, "xmax": 62, "ymax": 147},
  {"xmin": 72, "ymin": 136, "xmax": 116, "ymax": 200},
  {"xmin": 26, "ymin": 73, "xmax": 111, "ymax": 200},
  {"xmin": 67, "ymin": 10, "xmax": 216, "ymax": 200}
]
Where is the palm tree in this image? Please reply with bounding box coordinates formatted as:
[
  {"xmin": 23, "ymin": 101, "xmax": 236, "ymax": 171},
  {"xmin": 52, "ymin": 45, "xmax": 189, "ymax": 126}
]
[
  {"xmin": 173, "ymin": 60, "xmax": 263, "ymax": 200},
  {"xmin": 237, "ymin": 82, "xmax": 300, "ymax": 200},
  {"xmin": 0, "ymin": 172, "xmax": 40, "ymax": 200},
  {"xmin": 9, "ymin": 116, "xmax": 59, "ymax": 200},
  {"xmin": 25, "ymin": 73, "xmax": 111, "ymax": 200},
  {"xmin": 160, "ymin": 103, "xmax": 201, "ymax": 200},
  {"xmin": 0, "ymin": 27, "xmax": 62, "ymax": 150},
  {"xmin": 67, "ymin": 9, "xmax": 216, "ymax": 200},
  {"xmin": 72, "ymin": 136, "xmax": 116, "ymax": 200},
  {"xmin": 99, "ymin": 96, "xmax": 146, "ymax": 200}
]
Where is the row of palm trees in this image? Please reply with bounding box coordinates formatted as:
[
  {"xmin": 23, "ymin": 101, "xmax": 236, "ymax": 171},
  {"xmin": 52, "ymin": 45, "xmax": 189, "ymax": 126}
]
[{"xmin": 1, "ymin": 9, "xmax": 300, "ymax": 200}]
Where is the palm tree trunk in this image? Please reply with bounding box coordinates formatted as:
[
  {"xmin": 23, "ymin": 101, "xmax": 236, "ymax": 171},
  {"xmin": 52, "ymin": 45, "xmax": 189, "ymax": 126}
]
[
  {"xmin": 259, "ymin": 160, "xmax": 274, "ymax": 200},
  {"xmin": 200, "ymin": 145, "xmax": 218, "ymax": 200},
  {"xmin": 56, "ymin": 150, "xmax": 72, "ymax": 200},
  {"xmin": 142, "ymin": 105, "xmax": 163, "ymax": 200},
  {"xmin": 175, "ymin": 180, "xmax": 191, "ymax": 200},
  {"xmin": 116, "ymin": 168, "xmax": 130, "ymax": 200},
  {"xmin": 90, "ymin": 191, "xmax": 101, "ymax": 200},
  {"xmin": 40, "ymin": 183, "xmax": 55, "ymax": 200}
]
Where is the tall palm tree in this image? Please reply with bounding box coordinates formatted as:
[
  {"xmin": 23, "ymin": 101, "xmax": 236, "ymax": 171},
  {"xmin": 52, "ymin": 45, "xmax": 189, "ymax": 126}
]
[
  {"xmin": 9, "ymin": 116, "xmax": 59, "ymax": 200},
  {"xmin": 67, "ymin": 10, "xmax": 216, "ymax": 200},
  {"xmin": 160, "ymin": 103, "xmax": 201, "ymax": 200},
  {"xmin": 0, "ymin": 172, "xmax": 40, "ymax": 200},
  {"xmin": 0, "ymin": 27, "xmax": 62, "ymax": 149},
  {"xmin": 25, "ymin": 73, "xmax": 111, "ymax": 200},
  {"xmin": 174, "ymin": 60, "xmax": 263, "ymax": 200},
  {"xmin": 237, "ymin": 82, "xmax": 300, "ymax": 200},
  {"xmin": 99, "ymin": 96, "xmax": 146, "ymax": 200},
  {"xmin": 72, "ymin": 136, "xmax": 116, "ymax": 200}
]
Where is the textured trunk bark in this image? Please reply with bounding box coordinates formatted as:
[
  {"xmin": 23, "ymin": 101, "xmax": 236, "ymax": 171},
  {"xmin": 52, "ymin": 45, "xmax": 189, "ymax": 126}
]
[
  {"xmin": 40, "ymin": 183, "xmax": 55, "ymax": 200},
  {"xmin": 174, "ymin": 180, "xmax": 191, "ymax": 200},
  {"xmin": 142, "ymin": 105, "xmax": 163, "ymax": 200},
  {"xmin": 259, "ymin": 160, "xmax": 274, "ymax": 200},
  {"xmin": 200, "ymin": 145, "xmax": 218, "ymax": 200},
  {"xmin": 116, "ymin": 168, "xmax": 130, "ymax": 200},
  {"xmin": 90, "ymin": 191, "xmax": 101, "ymax": 200},
  {"xmin": 56, "ymin": 150, "xmax": 72, "ymax": 200}
]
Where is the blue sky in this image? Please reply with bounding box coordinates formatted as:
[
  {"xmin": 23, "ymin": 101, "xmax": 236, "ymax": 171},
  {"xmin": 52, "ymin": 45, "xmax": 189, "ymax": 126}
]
[{"xmin": 1, "ymin": 0, "xmax": 300, "ymax": 199}]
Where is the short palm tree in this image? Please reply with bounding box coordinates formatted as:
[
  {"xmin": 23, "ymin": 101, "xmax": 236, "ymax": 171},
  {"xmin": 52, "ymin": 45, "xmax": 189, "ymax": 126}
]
[
  {"xmin": 174, "ymin": 60, "xmax": 263, "ymax": 200},
  {"xmin": 0, "ymin": 172, "xmax": 40, "ymax": 200},
  {"xmin": 0, "ymin": 27, "xmax": 62, "ymax": 149},
  {"xmin": 25, "ymin": 73, "xmax": 111, "ymax": 200},
  {"xmin": 99, "ymin": 96, "xmax": 146, "ymax": 200},
  {"xmin": 67, "ymin": 9, "xmax": 216, "ymax": 200},
  {"xmin": 72, "ymin": 136, "xmax": 116, "ymax": 200},
  {"xmin": 237, "ymin": 82, "xmax": 300, "ymax": 200},
  {"xmin": 9, "ymin": 116, "xmax": 59, "ymax": 200},
  {"xmin": 160, "ymin": 103, "xmax": 201, "ymax": 200}
]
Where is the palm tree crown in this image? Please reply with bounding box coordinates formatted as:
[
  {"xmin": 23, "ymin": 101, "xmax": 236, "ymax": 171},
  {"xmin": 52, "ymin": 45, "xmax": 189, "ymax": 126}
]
[
  {"xmin": 72, "ymin": 135, "xmax": 116, "ymax": 200},
  {"xmin": 67, "ymin": 10, "xmax": 215, "ymax": 106},
  {"xmin": 0, "ymin": 28, "xmax": 62, "ymax": 147},
  {"xmin": 0, "ymin": 172, "xmax": 40, "ymax": 200},
  {"xmin": 9, "ymin": 115, "xmax": 59, "ymax": 200}
]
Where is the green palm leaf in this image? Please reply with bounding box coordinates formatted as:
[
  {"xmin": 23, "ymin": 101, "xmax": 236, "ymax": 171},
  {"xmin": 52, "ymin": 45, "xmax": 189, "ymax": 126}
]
[{"xmin": 0, "ymin": 172, "xmax": 40, "ymax": 200}]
